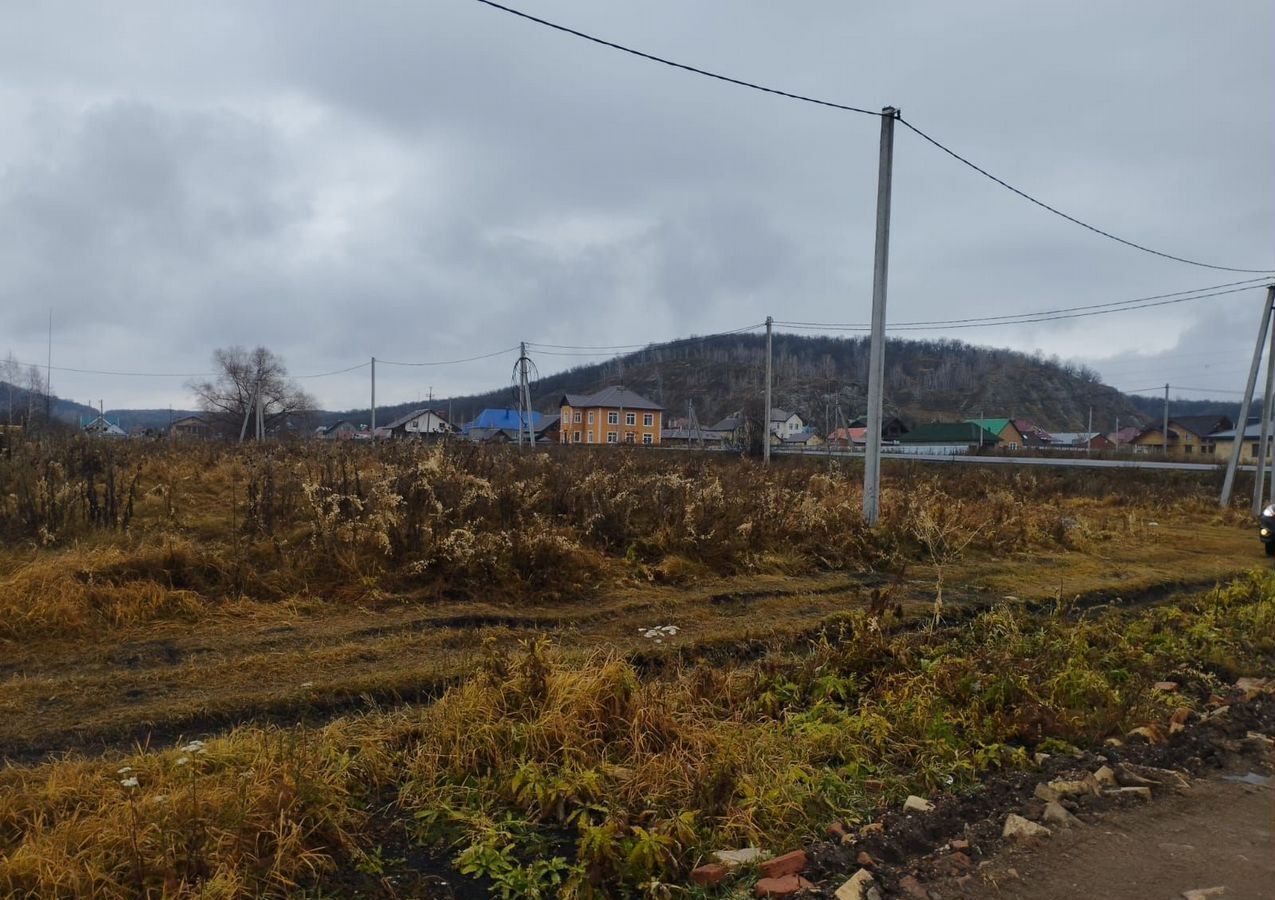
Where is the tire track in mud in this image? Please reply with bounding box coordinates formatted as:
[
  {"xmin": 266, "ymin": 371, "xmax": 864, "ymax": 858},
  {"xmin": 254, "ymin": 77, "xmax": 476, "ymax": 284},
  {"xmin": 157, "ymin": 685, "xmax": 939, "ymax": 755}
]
[{"xmin": 0, "ymin": 569, "xmax": 1252, "ymax": 766}]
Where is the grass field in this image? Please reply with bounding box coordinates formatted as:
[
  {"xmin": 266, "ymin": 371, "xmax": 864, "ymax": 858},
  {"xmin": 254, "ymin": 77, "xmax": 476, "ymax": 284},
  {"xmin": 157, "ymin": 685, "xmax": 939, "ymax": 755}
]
[{"xmin": 0, "ymin": 436, "xmax": 1270, "ymax": 897}]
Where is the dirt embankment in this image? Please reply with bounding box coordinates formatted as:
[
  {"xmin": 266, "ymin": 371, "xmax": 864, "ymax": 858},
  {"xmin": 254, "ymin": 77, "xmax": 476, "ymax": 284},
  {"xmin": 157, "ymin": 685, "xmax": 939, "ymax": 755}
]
[{"xmin": 802, "ymin": 686, "xmax": 1275, "ymax": 900}]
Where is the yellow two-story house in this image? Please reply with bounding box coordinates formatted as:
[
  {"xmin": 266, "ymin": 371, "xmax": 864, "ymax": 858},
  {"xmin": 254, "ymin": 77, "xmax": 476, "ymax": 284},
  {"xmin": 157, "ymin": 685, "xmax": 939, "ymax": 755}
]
[{"xmin": 559, "ymin": 386, "xmax": 663, "ymax": 445}]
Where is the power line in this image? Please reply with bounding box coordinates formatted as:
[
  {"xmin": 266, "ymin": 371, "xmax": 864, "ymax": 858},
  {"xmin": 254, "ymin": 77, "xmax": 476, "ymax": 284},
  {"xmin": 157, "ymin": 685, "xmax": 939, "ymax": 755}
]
[
  {"xmin": 466, "ymin": 0, "xmax": 877, "ymax": 116},
  {"xmin": 464, "ymin": 0, "xmax": 1273, "ymax": 275},
  {"xmin": 294, "ymin": 361, "xmax": 372, "ymax": 379},
  {"xmin": 377, "ymin": 346, "xmax": 520, "ymax": 367},
  {"xmin": 897, "ymin": 118, "xmax": 1275, "ymax": 275},
  {"xmin": 774, "ymin": 283, "xmax": 1267, "ymax": 332},
  {"xmin": 779, "ymin": 278, "xmax": 1269, "ymax": 329},
  {"xmin": 527, "ymin": 322, "xmax": 764, "ymax": 353}
]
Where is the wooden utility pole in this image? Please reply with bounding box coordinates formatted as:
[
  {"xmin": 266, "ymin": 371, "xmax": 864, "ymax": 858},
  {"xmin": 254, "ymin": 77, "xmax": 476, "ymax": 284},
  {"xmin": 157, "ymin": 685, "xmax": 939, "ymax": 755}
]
[
  {"xmin": 1162, "ymin": 384, "xmax": 1170, "ymax": 454},
  {"xmin": 1086, "ymin": 407, "xmax": 1093, "ymax": 457},
  {"xmin": 863, "ymin": 106, "xmax": 899, "ymax": 526},
  {"xmin": 763, "ymin": 316, "xmax": 773, "ymax": 465},
  {"xmin": 1221, "ymin": 286, "xmax": 1275, "ymax": 507}
]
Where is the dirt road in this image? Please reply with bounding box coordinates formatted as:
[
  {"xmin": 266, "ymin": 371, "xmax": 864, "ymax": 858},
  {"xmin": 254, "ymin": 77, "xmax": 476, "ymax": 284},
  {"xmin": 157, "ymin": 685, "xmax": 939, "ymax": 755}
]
[{"xmin": 963, "ymin": 772, "xmax": 1274, "ymax": 900}]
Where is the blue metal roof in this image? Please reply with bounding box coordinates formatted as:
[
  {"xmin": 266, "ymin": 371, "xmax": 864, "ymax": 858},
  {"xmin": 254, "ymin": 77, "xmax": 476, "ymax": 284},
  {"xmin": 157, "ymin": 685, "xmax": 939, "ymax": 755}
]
[{"xmin": 466, "ymin": 408, "xmax": 541, "ymax": 431}]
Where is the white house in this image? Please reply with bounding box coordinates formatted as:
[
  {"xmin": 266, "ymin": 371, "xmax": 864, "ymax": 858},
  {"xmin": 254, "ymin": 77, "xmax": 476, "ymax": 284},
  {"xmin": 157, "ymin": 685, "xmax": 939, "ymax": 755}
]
[
  {"xmin": 769, "ymin": 408, "xmax": 804, "ymax": 438},
  {"xmin": 383, "ymin": 408, "xmax": 453, "ymax": 438}
]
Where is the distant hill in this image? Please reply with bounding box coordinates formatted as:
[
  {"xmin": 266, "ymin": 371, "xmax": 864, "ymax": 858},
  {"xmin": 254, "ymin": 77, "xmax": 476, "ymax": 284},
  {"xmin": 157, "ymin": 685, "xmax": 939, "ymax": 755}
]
[
  {"xmin": 0, "ymin": 383, "xmax": 199, "ymax": 431},
  {"xmin": 332, "ymin": 334, "xmax": 1164, "ymax": 434},
  {"xmin": 1126, "ymin": 393, "xmax": 1240, "ymax": 421},
  {"xmin": 16, "ymin": 335, "xmax": 1249, "ymax": 437}
]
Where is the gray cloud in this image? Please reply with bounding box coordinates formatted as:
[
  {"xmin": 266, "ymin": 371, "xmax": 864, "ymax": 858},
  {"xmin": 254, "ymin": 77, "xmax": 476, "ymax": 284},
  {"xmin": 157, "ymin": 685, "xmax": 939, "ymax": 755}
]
[{"xmin": 0, "ymin": 0, "xmax": 1271, "ymax": 410}]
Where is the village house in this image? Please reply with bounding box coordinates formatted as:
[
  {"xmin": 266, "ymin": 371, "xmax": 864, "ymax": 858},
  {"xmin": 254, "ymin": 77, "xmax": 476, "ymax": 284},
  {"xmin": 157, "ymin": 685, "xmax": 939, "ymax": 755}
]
[
  {"xmin": 1206, "ymin": 420, "xmax": 1266, "ymax": 464},
  {"xmin": 1048, "ymin": 431, "xmax": 1115, "ymax": 451},
  {"xmin": 778, "ymin": 428, "xmax": 823, "ymax": 449},
  {"xmin": 1107, "ymin": 425, "xmax": 1142, "ymax": 449},
  {"xmin": 895, "ymin": 422, "xmax": 999, "ymax": 455},
  {"xmin": 769, "ymin": 408, "xmax": 805, "ymax": 439},
  {"xmin": 847, "ymin": 416, "xmax": 910, "ymax": 440},
  {"xmin": 82, "ymin": 414, "xmax": 126, "ymax": 438},
  {"xmin": 964, "ymin": 418, "xmax": 1025, "ymax": 450},
  {"xmin": 318, "ymin": 420, "xmax": 358, "ymax": 440},
  {"xmin": 1128, "ymin": 415, "xmax": 1231, "ymax": 456},
  {"xmin": 382, "ymin": 408, "xmax": 454, "ymax": 439},
  {"xmin": 559, "ymin": 386, "xmax": 663, "ymax": 445},
  {"xmin": 169, "ymin": 414, "xmax": 210, "ymax": 439},
  {"xmin": 462, "ymin": 408, "xmax": 560, "ymax": 443},
  {"xmin": 1011, "ymin": 418, "xmax": 1054, "ymax": 448}
]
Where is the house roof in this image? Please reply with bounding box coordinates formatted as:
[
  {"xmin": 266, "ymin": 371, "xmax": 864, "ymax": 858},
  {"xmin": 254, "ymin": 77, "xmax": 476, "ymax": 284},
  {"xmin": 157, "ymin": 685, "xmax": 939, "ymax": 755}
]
[
  {"xmin": 1050, "ymin": 431, "xmax": 1103, "ymax": 445},
  {"xmin": 710, "ymin": 415, "xmax": 742, "ymax": 431},
  {"xmin": 1170, "ymin": 415, "xmax": 1232, "ymax": 438},
  {"xmin": 965, "ymin": 418, "xmax": 1017, "ymax": 435},
  {"xmin": 1209, "ymin": 423, "xmax": 1265, "ymax": 439},
  {"xmin": 322, "ymin": 419, "xmax": 355, "ymax": 434},
  {"xmin": 1108, "ymin": 426, "xmax": 1142, "ymax": 444},
  {"xmin": 383, "ymin": 408, "xmax": 448, "ymax": 430},
  {"xmin": 469, "ymin": 408, "xmax": 540, "ymax": 430},
  {"xmin": 559, "ymin": 386, "xmax": 663, "ymax": 411},
  {"xmin": 1012, "ymin": 418, "xmax": 1053, "ymax": 443},
  {"xmin": 769, "ymin": 408, "xmax": 794, "ymax": 422},
  {"xmin": 898, "ymin": 422, "xmax": 999, "ymax": 444}
]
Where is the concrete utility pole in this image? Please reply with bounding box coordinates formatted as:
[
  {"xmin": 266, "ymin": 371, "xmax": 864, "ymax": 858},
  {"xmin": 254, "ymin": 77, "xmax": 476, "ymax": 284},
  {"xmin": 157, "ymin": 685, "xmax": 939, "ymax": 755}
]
[
  {"xmin": 45, "ymin": 310, "xmax": 52, "ymax": 422},
  {"xmin": 239, "ymin": 385, "xmax": 255, "ymax": 443},
  {"xmin": 256, "ymin": 385, "xmax": 265, "ymax": 441},
  {"xmin": 863, "ymin": 106, "xmax": 899, "ymax": 527},
  {"xmin": 763, "ymin": 316, "xmax": 773, "ymax": 466},
  {"xmin": 1254, "ymin": 320, "xmax": 1275, "ymax": 515},
  {"xmin": 519, "ymin": 342, "xmax": 534, "ymax": 448},
  {"xmin": 370, "ymin": 357, "xmax": 376, "ymax": 436},
  {"xmin": 1162, "ymin": 383, "xmax": 1170, "ymax": 455},
  {"xmin": 1086, "ymin": 407, "xmax": 1093, "ymax": 457},
  {"xmin": 1221, "ymin": 285, "xmax": 1275, "ymax": 507}
]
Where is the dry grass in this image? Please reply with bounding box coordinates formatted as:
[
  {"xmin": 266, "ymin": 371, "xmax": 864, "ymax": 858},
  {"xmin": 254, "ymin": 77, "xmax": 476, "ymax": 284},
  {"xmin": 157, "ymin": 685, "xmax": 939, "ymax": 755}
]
[
  {"xmin": 0, "ymin": 435, "xmax": 1268, "ymax": 896},
  {"xmin": 1, "ymin": 571, "xmax": 1271, "ymax": 897}
]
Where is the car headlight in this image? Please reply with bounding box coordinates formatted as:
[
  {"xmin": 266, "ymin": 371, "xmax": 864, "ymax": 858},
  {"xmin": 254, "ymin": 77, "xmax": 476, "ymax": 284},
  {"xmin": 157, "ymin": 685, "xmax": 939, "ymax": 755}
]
[{"xmin": 1265, "ymin": 505, "xmax": 1275, "ymax": 518}]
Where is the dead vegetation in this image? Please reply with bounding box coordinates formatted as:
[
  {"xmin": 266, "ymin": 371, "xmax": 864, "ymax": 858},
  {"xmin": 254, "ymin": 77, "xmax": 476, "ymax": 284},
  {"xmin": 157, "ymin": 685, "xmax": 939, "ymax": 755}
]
[{"xmin": 0, "ymin": 435, "xmax": 1267, "ymax": 897}]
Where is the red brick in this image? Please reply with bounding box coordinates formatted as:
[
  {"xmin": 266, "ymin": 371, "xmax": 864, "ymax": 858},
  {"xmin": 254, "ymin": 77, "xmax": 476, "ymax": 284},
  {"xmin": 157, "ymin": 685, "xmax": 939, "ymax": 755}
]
[
  {"xmin": 758, "ymin": 850, "xmax": 808, "ymax": 879},
  {"xmin": 690, "ymin": 863, "xmax": 728, "ymax": 887},
  {"xmin": 754, "ymin": 874, "xmax": 816, "ymax": 897}
]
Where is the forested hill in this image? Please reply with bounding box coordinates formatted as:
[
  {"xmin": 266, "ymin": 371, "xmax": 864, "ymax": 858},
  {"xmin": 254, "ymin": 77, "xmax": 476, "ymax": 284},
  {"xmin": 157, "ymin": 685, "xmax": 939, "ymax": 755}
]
[{"xmin": 356, "ymin": 334, "xmax": 1152, "ymax": 433}]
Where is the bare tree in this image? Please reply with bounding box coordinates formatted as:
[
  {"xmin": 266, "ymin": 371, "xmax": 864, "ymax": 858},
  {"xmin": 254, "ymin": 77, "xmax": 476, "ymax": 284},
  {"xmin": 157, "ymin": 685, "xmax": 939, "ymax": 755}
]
[
  {"xmin": 189, "ymin": 346, "xmax": 316, "ymax": 440},
  {"xmin": 0, "ymin": 352, "xmax": 18, "ymax": 426}
]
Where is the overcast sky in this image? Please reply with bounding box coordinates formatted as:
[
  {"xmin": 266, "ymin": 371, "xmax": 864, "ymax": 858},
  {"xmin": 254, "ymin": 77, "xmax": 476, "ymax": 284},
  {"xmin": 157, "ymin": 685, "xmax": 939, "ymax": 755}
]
[{"xmin": 1, "ymin": 0, "xmax": 1272, "ymax": 412}]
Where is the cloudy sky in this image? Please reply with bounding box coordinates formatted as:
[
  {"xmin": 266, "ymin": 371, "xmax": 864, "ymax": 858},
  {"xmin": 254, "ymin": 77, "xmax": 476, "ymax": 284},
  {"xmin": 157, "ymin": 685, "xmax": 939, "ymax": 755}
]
[{"xmin": 1, "ymin": 0, "xmax": 1272, "ymax": 411}]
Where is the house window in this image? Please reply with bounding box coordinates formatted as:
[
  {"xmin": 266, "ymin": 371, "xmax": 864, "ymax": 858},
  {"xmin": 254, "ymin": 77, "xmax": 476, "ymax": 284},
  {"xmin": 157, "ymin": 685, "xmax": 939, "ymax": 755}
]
[
  {"xmin": 573, "ymin": 411, "xmax": 582, "ymax": 423},
  {"xmin": 573, "ymin": 431, "xmax": 582, "ymax": 443},
  {"xmin": 643, "ymin": 413, "xmax": 653, "ymax": 427},
  {"xmin": 588, "ymin": 411, "xmax": 595, "ymax": 424},
  {"xmin": 607, "ymin": 411, "xmax": 618, "ymax": 425},
  {"xmin": 642, "ymin": 433, "xmax": 653, "ymax": 445},
  {"xmin": 1008, "ymin": 442, "xmax": 1019, "ymax": 450},
  {"xmin": 625, "ymin": 432, "xmax": 635, "ymax": 443},
  {"xmin": 625, "ymin": 413, "xmax": 636, "ymax": 426},
  {"xmin": 586, "ymin": 431, "xmax": 594, "ymax": 443}
]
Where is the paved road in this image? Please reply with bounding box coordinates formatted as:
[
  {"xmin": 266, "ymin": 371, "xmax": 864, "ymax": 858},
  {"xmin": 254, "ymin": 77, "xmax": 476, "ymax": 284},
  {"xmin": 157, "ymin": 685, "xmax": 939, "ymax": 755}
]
[{"xmin": 774, "ymin": 448, "xmax": 1254, "ymax": 473}]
